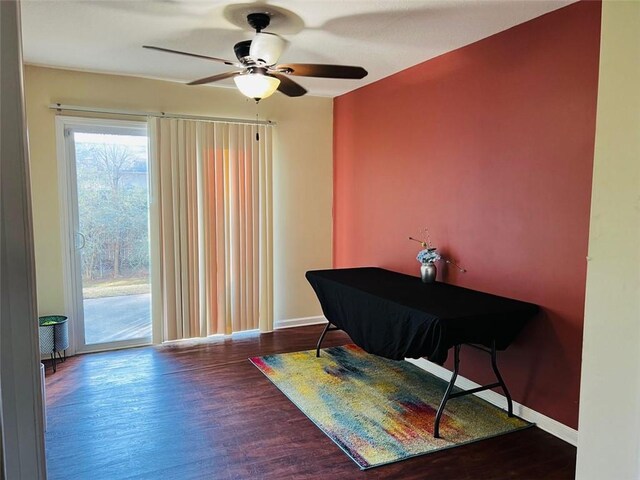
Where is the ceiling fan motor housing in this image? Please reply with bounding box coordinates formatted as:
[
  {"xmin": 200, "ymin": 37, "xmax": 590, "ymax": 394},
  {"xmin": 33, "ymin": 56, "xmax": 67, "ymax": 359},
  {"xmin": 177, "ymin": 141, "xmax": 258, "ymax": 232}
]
[{"xmin": 234, "ymin": 40, "xmax": 252, "ymax": 62}]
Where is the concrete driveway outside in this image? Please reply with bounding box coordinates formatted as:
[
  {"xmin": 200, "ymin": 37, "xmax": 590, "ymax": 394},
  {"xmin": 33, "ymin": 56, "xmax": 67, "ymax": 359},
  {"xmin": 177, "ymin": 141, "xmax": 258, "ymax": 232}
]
[{"xmin": 84, "ymin": 293, "xmax": 151, "ymax": 345}]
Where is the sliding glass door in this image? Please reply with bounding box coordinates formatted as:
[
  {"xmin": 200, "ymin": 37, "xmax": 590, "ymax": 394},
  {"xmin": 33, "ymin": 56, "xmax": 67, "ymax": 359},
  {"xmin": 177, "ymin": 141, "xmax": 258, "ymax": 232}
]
[{"xmin": 60, "ymin": 118, "xmax": 152, "ymax": 352}]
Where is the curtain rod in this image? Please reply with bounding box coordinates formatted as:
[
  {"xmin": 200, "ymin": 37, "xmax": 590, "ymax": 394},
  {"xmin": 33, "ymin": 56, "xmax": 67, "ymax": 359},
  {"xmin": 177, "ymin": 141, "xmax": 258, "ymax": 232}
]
[{"xmin": 48, "ymin": 103, "xmax": 276, "ymax": 126}]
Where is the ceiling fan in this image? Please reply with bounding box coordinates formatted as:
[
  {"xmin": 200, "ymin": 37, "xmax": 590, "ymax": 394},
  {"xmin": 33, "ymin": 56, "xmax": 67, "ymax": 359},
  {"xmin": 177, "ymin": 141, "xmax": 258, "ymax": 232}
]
[{"xmin": 143, "ymin": 12, "xmax": 368, "ymax": 101}]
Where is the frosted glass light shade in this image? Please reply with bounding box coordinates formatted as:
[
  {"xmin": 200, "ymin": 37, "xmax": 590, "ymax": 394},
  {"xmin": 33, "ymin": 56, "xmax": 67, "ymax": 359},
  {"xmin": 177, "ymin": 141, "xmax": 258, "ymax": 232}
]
[
  {"xmin": 234, "ymin": 73, "xmax": 281, "ymax": 100},
  {"xmin": 249, "ymin": 33, "xmax": 287, "ymax": 65}
]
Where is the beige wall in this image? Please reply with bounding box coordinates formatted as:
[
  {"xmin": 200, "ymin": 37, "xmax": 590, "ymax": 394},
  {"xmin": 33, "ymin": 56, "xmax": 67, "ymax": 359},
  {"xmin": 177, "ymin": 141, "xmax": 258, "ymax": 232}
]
[
  {"xmin": 576, "ymin": 1, "xmax": 640, "ymax": 479},
  {"xmin": 24, "ymin": 65, "xmax": 333, "ymax": 324}
]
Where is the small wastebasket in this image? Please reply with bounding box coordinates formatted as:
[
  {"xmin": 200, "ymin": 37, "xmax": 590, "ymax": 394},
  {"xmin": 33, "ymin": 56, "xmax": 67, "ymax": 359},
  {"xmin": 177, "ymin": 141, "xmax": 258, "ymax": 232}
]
[{"xmin": 39, "ymin": 315, "xmax": 69, "ymax": 373}]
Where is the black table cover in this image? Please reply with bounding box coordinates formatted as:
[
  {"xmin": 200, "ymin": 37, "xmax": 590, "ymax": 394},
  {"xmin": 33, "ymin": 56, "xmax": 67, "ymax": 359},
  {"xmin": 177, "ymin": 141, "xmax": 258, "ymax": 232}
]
[{"xmin": 306, "ymin": 267, "xmax": 538, "ymax": 364}]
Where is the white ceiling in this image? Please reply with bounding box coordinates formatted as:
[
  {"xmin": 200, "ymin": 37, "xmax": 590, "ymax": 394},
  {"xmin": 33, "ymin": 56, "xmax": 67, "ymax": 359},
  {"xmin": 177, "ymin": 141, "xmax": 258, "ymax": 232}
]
[{"xmin": 20, "ymin": 0, "xmax": 575, "ymax": 98}]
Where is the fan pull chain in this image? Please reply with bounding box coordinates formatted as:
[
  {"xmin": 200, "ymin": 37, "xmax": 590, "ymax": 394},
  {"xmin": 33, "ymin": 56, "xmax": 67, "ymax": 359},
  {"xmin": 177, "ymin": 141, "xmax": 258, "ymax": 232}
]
[{"xmin": 255, "ymin": 102, "xmax": 260, "ymax": 141}]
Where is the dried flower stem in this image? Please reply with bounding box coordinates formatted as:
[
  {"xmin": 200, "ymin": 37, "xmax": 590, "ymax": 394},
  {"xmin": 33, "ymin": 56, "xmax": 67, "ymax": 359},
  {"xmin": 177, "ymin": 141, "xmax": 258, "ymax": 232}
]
[
  {"xmin": 408, "ymin": 236, "xmax": 428, "ymax": 248},
  {"xmin": 420, "ymin": 227, "xmax": 432, "ymax": 248},
  {"xmin": 445, "ymin": 259, "xmax": 467, "ymax": 273}
]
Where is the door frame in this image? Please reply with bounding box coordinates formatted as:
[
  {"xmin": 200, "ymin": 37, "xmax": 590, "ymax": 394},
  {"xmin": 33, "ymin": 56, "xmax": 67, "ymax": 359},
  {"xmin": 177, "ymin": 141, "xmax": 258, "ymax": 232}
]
[{"xmin": 56, "ymin": 115, "xmax": 152, "ymax": 354}]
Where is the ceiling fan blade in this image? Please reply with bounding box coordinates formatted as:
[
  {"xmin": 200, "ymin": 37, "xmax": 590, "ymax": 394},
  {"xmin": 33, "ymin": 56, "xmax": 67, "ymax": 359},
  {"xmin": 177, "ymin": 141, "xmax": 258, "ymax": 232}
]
[
  {"xmin": 274, "ymin": 63, "xmax": 368, "ymax": 79},
  {"xmin": 249, "ymin": 33, "xmax": 288, "ymax": 65},
  {"xmin": 143, "ymin": 45, "xmax": 238, "ymax": 66},
  {"xmin": 188, "ymin": 71, "xmax": 240, "ymax": 86},
  {"xmin": 271, "ymin": 73, "xmax": 307, "ymax": 97}
]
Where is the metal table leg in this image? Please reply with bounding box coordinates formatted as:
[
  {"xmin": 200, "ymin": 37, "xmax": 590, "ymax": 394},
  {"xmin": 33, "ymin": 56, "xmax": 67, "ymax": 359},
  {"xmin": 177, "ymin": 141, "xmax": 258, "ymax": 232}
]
[
  {"xmin": 316, "ymin": 322, "xmax": 340, "ymax": 357},
  {"xmin": 490, "ymin": 339, "xmax": 513, "ymax": 416},
  {"xmin": 434, "ymin": 344, "xmax": 460, "ymax": 438},
  {"xmin": 433, "ymin": 341, "xmax": 513, "ymax": 438}
]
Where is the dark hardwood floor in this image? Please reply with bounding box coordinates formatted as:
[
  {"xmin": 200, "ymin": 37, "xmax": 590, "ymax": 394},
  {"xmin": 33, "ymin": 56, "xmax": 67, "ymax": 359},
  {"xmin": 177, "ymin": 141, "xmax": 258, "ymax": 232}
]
[{"xmin": 44, "ymin": 325, "xmax": 576, "ymax": 479}]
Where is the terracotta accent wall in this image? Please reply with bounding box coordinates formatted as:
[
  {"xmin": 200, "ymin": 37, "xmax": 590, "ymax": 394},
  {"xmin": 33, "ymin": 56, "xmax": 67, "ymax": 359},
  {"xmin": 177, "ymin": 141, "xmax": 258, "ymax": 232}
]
[{"xmin": 333, "ymin": 1, "xmax": 600, "ymax": 429}]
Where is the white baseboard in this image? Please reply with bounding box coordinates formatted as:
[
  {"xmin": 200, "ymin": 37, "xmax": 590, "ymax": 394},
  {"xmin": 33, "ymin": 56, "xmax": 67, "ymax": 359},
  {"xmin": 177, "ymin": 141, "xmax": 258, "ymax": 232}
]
[
  {"xmin": 275, "ymin": 315, "xmax": 328, "ymax": 329},
  {"xmin": 406, "ymin": 357, "xmax": 578, "ymax": 446}
]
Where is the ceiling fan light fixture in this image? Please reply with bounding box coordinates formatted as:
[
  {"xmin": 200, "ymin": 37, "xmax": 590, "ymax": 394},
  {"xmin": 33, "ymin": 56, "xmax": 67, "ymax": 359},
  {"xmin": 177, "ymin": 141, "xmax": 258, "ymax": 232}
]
[
  {"xmin": 249, "ymin": 33, "xmax": 287, "ymax": 65},
  {"xmin": 234, "ymin": 72, "xmax": 280, "ymax": 100}
]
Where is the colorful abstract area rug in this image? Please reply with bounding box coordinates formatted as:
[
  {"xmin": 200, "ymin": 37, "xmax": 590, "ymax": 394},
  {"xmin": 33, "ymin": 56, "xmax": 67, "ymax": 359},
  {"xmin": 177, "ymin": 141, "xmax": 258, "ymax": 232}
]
[{"xmin": 250, "ymin": 344, "xmax": 532, "ymax": 470}]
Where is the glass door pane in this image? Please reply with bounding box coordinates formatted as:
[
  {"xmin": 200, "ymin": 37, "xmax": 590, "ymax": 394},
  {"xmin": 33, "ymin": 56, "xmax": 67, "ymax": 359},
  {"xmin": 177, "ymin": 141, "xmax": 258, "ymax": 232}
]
[{"xmin": 71, "ymin": 125, "xmax": 151, "ymax": 349}]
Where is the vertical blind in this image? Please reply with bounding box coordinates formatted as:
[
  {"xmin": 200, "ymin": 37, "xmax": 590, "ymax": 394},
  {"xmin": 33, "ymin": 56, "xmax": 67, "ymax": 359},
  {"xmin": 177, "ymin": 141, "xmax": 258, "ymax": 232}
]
[{"xmin": 149, "ymin": 118, "xmax": 273, "ymax": 341}]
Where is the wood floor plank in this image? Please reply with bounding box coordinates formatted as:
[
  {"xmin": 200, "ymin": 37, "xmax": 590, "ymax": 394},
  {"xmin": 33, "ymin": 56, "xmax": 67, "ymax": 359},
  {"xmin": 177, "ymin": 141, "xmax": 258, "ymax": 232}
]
[{"xmin": 44, "ymin": 325, "xmax": 576, "ymax": 479}]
